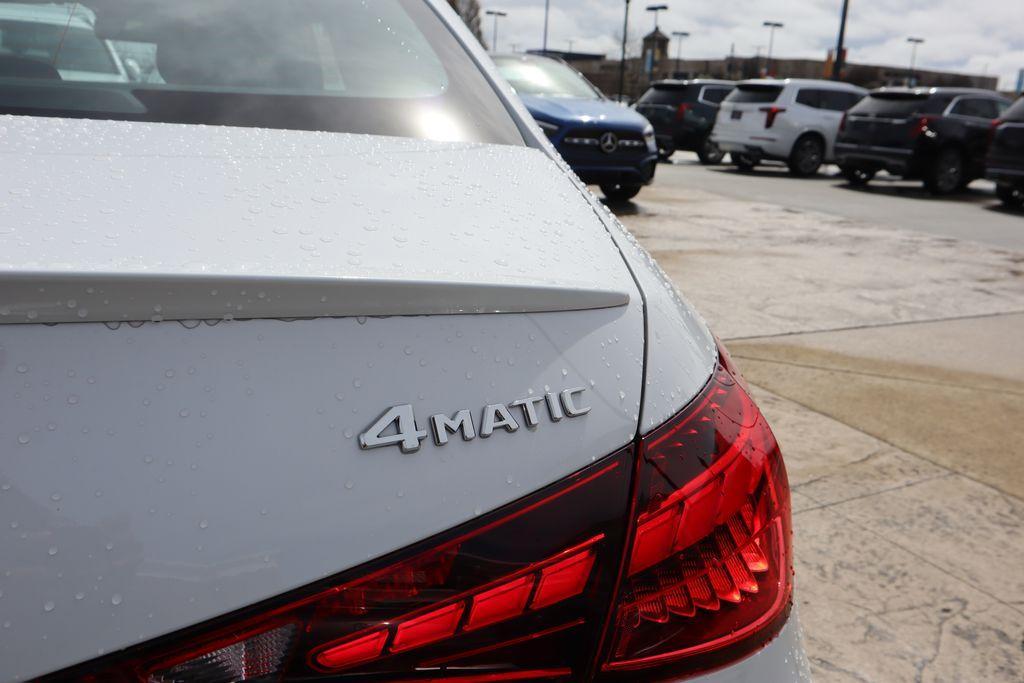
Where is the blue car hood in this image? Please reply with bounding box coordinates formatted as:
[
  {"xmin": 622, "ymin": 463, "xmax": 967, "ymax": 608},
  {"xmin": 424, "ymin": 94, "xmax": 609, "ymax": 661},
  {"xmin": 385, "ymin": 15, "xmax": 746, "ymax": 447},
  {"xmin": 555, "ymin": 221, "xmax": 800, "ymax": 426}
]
[{"xmin": 521, "ymin": 95, "xmax": 650, "ymax": 131}]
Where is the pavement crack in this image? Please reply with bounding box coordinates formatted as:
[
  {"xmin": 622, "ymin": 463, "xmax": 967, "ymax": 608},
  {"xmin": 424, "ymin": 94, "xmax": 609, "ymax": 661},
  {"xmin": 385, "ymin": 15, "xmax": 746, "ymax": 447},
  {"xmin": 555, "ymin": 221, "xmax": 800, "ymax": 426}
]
[
  {"xmin": 722, "ymin": 308, "xmax": 1024, "ymax": 343},
  {"xmin": 731, "ymin": 353, "xmax": 1024, "ymax": 397}
]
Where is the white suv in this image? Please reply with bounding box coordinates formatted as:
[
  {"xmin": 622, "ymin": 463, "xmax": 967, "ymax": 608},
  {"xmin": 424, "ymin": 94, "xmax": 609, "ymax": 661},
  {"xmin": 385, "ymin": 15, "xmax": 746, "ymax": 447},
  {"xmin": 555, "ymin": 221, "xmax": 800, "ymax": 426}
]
[{"xmin": 712, "ymin": 78, "xmax": 867, "ymax": 176}]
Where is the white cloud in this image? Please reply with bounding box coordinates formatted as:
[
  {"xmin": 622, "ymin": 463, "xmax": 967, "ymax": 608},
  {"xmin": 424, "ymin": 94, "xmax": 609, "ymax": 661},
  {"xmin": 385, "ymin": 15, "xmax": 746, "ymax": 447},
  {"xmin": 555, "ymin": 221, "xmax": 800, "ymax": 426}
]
[{"xmin": 484, "ymin": 0, "xmax": 1024, "ymax": 90}]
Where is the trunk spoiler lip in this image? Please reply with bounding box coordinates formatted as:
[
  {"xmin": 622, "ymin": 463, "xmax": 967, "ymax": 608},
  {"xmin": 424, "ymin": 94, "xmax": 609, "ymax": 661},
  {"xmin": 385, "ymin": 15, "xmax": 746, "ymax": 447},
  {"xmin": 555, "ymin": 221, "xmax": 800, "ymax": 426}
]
[{"xmin": 0, "ymin": 272, "xmax": 630, "ymax": 325}]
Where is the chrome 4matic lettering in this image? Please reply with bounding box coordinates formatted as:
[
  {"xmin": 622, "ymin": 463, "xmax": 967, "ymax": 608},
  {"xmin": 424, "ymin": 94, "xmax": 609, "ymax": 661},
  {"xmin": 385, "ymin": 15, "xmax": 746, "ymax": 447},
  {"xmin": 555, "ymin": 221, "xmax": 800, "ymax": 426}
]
[{"xmin": 359, "ymin": 388, "xmax": 590, "ymax": 453}]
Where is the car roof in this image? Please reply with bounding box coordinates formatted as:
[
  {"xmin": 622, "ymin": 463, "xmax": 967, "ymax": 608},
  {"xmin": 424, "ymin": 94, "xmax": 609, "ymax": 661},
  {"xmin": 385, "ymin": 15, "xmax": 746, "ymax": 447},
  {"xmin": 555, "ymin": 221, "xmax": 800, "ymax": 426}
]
[
  {"xmin": 868, "ymin": 86, "xmax": 1008, "ymax": 99},
  {"xmin": 736, "ymin": 78, "xmax": 866, "ymax": 91},
  {"xmin": 0, "ymin": 2, "xmax": 96, "ymax": 28},
  {"xmin": 649, "ymin": 79, "xmax": 735, "ymax": 88}
]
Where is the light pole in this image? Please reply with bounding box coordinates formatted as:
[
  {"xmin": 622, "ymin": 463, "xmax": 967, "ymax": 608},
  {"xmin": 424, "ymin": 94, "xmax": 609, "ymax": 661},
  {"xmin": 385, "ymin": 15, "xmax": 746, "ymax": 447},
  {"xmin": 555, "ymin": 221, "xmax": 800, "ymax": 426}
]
[
  {"xmin": 567, "ymin": 39, "xmax": 575, "ymax": 52},
  {"xmin": 542, "ymin": 0, "xmax": 550, "ymax": 54},
  {"xmin": 485, "ymin": 10, "xmax": 507, "ymax": 53},
  {"xmin": 671, "ymin": 30, "xmax": 689, "ymax": 75},
  {"xmin": 618, "ymin": 0, "xmax": 631, "ymax": 102},
  {"xmin": 832, "ymin": 0, "xmax": 849, "ymax": 80},
  {"xmin": 907, "ymin": 37, "xmax": 925, "ymax": 85},
  {"xmin": 646, "ymin": 3, "xmax": 668, "ymax": 31},
  {"xmin": 763, "ymin": 21, "xmax": 783, "ymax": 77}
]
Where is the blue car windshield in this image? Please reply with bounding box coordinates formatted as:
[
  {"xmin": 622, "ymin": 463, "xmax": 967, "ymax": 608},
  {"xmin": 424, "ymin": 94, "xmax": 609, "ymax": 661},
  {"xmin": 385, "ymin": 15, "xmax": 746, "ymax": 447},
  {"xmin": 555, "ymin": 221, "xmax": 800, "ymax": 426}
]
[
  {"xmin": 0, "ymin": 0, "xmax": 524, "ymax": 145},
  {"xmin": 493, "ymin": 55, "xmax": 601, "ymax": 100}
]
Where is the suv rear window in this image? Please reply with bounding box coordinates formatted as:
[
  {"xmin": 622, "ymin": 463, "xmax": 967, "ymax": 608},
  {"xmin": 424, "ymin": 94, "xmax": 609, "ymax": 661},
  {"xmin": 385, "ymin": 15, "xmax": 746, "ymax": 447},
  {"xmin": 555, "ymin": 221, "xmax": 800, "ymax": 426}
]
[
  {"xmin": 849, "ymin": 92, "xmax": 950, "ymax": 117},
  {"xmin": 0, "ymin": 0, "xmax": 524, "ymax": 145},
  {"xmin": 725, "ymin": 84, "xmax": 782, "ymax": 104},
  {"xmin": 637, "ymin": 84, "xmax": 691, "ymax": 105}
]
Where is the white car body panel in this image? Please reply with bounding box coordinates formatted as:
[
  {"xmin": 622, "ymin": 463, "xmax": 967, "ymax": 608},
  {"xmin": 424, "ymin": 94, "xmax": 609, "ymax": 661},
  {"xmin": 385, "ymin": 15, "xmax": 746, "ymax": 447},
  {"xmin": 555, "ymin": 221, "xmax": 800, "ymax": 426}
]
[{"xmin": 713, "ymin": 78, "xmax": 866, "ymax": 162}]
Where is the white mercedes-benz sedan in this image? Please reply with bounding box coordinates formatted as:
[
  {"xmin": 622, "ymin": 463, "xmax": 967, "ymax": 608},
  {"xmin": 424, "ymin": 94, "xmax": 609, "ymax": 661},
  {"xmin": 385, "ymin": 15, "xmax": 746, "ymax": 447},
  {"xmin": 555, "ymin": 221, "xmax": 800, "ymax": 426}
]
[{"xmin": 0, "ymin": 1, "xmax": 808, "ymax": 681}]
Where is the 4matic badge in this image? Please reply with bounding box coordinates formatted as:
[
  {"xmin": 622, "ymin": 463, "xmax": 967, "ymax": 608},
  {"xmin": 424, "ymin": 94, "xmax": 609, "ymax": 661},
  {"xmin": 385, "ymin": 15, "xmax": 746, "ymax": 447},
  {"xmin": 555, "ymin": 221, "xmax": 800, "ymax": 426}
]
[{"xmin": 359, "ymin": 388, "xmax": 590, "ymax": 454}]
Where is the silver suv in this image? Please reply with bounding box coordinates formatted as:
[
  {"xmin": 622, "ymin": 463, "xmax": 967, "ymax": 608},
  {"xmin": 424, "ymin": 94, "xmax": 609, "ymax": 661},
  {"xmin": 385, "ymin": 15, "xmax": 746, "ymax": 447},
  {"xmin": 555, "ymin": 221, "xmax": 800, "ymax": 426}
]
[{"xmin": 712, "ymin": 78, "xmax": 867, "ymax": 176}]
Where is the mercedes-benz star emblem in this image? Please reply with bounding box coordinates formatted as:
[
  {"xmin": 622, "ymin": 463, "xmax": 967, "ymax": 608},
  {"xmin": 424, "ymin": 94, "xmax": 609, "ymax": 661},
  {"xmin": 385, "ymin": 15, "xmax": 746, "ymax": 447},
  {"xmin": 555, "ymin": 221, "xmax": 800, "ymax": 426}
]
[{"xmin": 599, "ymin": 131, "xmax": 619, "ymax": 154}]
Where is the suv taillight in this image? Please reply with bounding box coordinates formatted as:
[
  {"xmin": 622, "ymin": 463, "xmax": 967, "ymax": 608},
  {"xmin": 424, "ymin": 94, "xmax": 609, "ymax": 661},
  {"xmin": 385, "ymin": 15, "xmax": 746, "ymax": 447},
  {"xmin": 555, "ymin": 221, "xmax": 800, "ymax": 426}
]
[
  {"xmin": 759, "ymin": 106, "xmax": 786, "ymax": 129},
  {"xmin": 839, "ymin": 112, "xmax": 848, "ymax": 133},
  {"xmin": 47, "ymin": 352, "xmax": 792, "ymax": 682},
  {"xmin": 911, "ymin": 115, "xmax": 938, "ymax": 138},
  {"xmin": 988, "ymin": 118, "xmax": 1003, "ymax": 146},
  {"xmin": 675, "ymin": 103, "xmax": 691, "ymax": 121}
]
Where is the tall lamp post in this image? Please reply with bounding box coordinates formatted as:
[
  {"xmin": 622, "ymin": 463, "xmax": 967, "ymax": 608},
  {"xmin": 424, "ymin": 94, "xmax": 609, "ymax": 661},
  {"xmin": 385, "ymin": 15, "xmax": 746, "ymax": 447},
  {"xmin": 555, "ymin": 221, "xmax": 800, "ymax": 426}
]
[
  {"xmin": 671, "ymin": 30, "xmax": 689, "ymax": 75},
  {"xmin": 832, "ymin": 0, "xmax": 849, "ymax": 79},
  {"xmin": 485, "ymin": 10, "xmax": 507, "ymax": 53},
  {"xmin": 907, "ymin": 37, "xmax": 925, "ymax": 85},
  {"xmin": 542, "ymin": 0, "xmax": 550, "ymax": 53},
  {"xmin": 617, "ymin": 0, "xmax": 631, "ymax": 102},
  {"xmin": 762, "ymin": 21, "xmax": 783, "ymax": 77}
]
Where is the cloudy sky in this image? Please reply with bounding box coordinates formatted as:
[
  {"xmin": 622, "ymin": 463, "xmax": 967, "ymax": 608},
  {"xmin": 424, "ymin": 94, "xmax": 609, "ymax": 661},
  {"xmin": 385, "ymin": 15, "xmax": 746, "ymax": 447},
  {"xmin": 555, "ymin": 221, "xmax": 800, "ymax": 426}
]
[{"xmin": 481, "ymin": 0, "xmax": 1023, "ymax": 90}]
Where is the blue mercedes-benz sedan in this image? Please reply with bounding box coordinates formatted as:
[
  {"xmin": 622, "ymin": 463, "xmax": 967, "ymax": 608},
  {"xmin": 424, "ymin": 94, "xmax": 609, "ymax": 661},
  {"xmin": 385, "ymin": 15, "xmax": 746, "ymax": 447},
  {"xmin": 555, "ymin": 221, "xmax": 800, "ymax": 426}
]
[{"xmin": 494, "ymin": 53, "xmax": 658, "ymax": 202}]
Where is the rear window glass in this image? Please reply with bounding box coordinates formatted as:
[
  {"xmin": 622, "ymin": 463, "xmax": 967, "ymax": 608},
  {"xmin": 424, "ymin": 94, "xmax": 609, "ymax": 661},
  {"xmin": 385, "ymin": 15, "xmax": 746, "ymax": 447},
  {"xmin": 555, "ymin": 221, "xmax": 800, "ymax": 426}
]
[
  {"xmin": 850, "ymin": 92, "xmax": 950, "ymax": 117},
  {"xmin": 637, "ymin": 85, "xmax": 690, "ymax": 105},
  {"xmin": 0, "ymin": 0, "xmax": 524, "ymax": 145},
  {"xmin": 725, "ymin": 84, "xmax": 782, "ymax": 104},
  {"xmin": 699, "ymin": 86, "xmax": 730, "ymax": 104},
  {"xmin": 1003, "ymin": 98, "xmax": 1024, "ymax": 122}
]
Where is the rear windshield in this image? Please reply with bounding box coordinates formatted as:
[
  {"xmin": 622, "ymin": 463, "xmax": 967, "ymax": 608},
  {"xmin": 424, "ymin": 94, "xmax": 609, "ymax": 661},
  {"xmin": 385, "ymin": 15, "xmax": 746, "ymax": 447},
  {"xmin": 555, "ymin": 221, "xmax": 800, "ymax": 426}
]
[
  {"xmin": 0, "ymin": 0, "xmax": 524, "ymax": 145},
  {"xmin": 637, "ymin": 84, "xmax": 690, "ymax": 105},
  {"xmin": 1002, "ymin": 98, "xmax": 1024, "ymax": 122},
  {"xmin": 849, "ymin": 92, "xmax": 950, "ymax": 117},
  {"xmin": 492, "ymin": 55, "xmax": 601, "ymax": 100},
  {"xmin": 725, "ymin": 84, "xmax": 782, "ymax": 104}
]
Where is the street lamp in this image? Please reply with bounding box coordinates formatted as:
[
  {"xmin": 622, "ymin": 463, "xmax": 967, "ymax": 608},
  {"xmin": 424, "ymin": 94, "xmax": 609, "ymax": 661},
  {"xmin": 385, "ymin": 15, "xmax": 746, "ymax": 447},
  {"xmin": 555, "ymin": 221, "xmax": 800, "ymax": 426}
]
[
  {"xmin": 542, "ymin": 0, "xmax": 550, "ymax": 53},
  {"xmin": 646, "ymin": 3, "xmax": 668, "ymax": 31},
  {"xmin": 485, "ymin": 10, "xmax": 507, "ymax": 53},
  {"xmin": 618, "ymin": 0, "xmax": 632, "ymax": 102},
  {"xmin": 763, "ymin": 21, "xmax": 783, "ymax": 76},
  {"xmin": 907, "ymin": 37, "xmax": 925, "ymax": 85},
  {"xmin": 832, "ymin": 0, "xmax": 850, "ymax": 80},
  {"xmin": 671, "ymin": 30, "xmax": 689, "ymax": 75}
]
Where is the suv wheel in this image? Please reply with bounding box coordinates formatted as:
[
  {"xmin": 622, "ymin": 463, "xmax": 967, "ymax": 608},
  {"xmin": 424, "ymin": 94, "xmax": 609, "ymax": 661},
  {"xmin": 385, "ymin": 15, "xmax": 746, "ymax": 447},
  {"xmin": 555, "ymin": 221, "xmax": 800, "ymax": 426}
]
[
  {"xmin": 600, "ymin": 182, "xmax": 642, "ymax": 203},
  {"xmin": 732, "ymin": 153, "xmax": 757, "ymax": 172},
  {"xmin": 788, "ymin": 135, "xmax": 824, "ymax": 177},
  {"xmin": 657, "ymin": 140, "xmax": 675, "ymax": 162},
  {"xmin": 924, "ymin": 148, "xmax": 964, "ymax": 195},
  {"xmin": 697, "ymin": 137, "xmax": 725, "ymax": 165},
  {"xmin": 841, "ymin": 165, "xmax": 876, "ymax": 187},
  {"xmin": 996, "ymin": 182, "xmax": 1024, "ymax": 209}
]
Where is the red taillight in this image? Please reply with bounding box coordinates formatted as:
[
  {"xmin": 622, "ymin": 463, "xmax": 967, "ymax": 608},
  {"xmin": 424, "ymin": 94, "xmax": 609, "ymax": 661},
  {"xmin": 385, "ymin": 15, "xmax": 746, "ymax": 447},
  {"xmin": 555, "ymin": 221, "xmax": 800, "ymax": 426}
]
[
  {"xmin": 47, "ymin": 352, "xmax": 792, "ymax": 682},
  {"xmin": 603, "ymin": 361, "xmax": 792, "ymax": 674},
  {"xmin": 839, "ymin": 112, "xmax": 848, "ymax": 133},
  {"xmin": 911, "ymin": 115, "xmax": 937, "ymax": 138},
  {"xmin": 988, "ymin": 118, "xmax": 1003, "ymax": 146},
  {"xmin": 759, "ymin": 106, "xmax": 786, "ymax": 128},
  {"xmin": 675, "ymin": 103, "xmax": 691, "ymax": 121}
]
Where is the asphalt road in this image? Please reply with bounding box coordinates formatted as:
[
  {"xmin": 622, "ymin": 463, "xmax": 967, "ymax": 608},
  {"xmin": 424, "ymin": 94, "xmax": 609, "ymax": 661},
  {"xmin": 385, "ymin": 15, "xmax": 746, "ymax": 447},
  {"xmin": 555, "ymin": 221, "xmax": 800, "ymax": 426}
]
[{"xmin": 658, "ymin": 153, "xmax": 1024, "ymax": 252}]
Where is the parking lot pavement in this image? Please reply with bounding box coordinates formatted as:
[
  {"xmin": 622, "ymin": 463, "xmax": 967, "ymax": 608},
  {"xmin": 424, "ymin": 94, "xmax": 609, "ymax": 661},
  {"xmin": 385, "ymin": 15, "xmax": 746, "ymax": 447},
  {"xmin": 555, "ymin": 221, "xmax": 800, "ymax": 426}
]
[
  {"xmin": 607, "ymin": 157, "xmax": 1024, "ymax": 681},
  {"xmin": 662, "ymin": 156, "xmax": 1024, "ymax": 252}
]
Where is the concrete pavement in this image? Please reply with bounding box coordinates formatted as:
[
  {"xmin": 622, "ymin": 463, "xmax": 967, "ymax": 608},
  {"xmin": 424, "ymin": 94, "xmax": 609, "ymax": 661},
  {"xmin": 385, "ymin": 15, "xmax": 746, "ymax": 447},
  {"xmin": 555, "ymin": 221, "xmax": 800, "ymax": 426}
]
[
  {"xmin": 660, "ymin": 157, "xmax": 1024, "ymax": 251},
  {"xmin": 608, "ymin": 155, "xmax": 1024, "ymax": 681}
]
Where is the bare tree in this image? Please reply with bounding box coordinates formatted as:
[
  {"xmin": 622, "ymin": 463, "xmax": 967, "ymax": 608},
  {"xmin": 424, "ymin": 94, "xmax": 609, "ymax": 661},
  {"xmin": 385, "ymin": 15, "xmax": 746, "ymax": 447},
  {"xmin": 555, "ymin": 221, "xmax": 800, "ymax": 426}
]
[{"xmin": 448, "ymin": 0, "xmax": 486, "ymax": 47}]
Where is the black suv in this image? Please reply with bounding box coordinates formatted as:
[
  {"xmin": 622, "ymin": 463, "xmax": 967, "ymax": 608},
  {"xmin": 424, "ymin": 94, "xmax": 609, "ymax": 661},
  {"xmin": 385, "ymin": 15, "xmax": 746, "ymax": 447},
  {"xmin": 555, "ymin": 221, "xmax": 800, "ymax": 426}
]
[
  {"xmin": 986, "ymin": 97, "xmax": 1024, "ymax": 209},
  {"xmin": 634, "ymin": 79, "xmax": 734, "ymax": 163},
  {"xmin": 835, "ymin": 87, "xmax": 1011, "ymax": 195}
]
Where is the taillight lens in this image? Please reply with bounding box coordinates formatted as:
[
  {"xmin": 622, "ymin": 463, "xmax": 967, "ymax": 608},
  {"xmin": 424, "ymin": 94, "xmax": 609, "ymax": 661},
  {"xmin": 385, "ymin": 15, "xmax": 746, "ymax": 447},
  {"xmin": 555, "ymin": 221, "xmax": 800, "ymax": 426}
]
[
  {"xmin": 759, "ymin": 106, "xmax": 786, "ymax": 128},
  {"xmin": 46, "ymin": 354, "xmax": 793, "ymax": 682},
  {"xmin": 602, "ymin": 362, "xmax": 792, "ymax": 675},
  {"xmin": 988, "ymin": 118, "xmax": 1003, "ymax": 146},
  {"xmin": 911, "ymin": 115, "xmax": 937, "ymax": 138},
  {"xmin": 839, "ymin": 111, "xmax": 848, "ymax": 133},
  {"xmin": 675, "ymin": 103, "xmax": 691, "ymax": 121}
]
